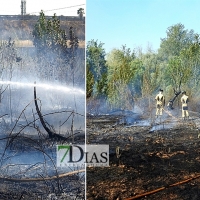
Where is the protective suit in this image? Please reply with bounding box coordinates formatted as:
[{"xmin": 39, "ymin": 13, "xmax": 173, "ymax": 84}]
[
  {"xmin": 181, "ymin": 91, "xmax": 189, "ymax": 119},
  {"xmin": 155, "ymin": 89, "xmax": 165, "ymax": 116}
]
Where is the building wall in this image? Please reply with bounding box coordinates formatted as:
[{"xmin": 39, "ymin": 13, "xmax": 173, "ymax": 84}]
[
  {"xmin": 0, "ymin": 15, "xmax": 85, "ymax": 21},
  {"xmin": 0, "ymin": 15, "xmax": 85, "ymax": 41}
]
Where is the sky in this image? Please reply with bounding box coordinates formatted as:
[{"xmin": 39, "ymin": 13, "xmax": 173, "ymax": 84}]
[
  {"xmin": 86, "ymin": 0, "xmax": 200, "ymax": 53},
  {"xmin": 0, "ymin": 0, "xmax": 85, "ymax": 16}
]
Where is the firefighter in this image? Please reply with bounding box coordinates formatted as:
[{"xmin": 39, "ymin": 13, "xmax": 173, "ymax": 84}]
[
  {"xmin": 155, "ymin": 89, "xmax": 165, "ymax": 117},
  {"xmin": 181, "ymin": 91, "xmax": 189, "ymax": 119}
]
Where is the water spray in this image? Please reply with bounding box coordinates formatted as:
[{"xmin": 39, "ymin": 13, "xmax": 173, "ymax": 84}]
[{"xmin": 0, "ymin": 80, "xmax": 85, "ymax": 95}]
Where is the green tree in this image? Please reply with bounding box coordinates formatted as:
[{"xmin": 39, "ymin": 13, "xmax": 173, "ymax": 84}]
[
  {"xmin": 159, "ymin": 23, "xmax": 195, "ymax": 60},
  {"xmin": 180, "ymin": 34, "xmax": 200, "ymax": 93},
  {"xmin": 32, "ymin": 11, "xmax": 79, "ymax": 82},
  {"xmin": 86, "ymin": 63, "xmax": 94, "ymax": 98},
  {"xmin": 106, "ymin": 46, "xmax": 138, "ymax": 108},
  {"xmin": 134, "ymin": 50, "xmax": 160, "ymax": 97},
  {"xmin": 77, "ymin": 8, "xmax": 84, "ymax": 19},
  {"xmin": 142, "ymin": 61, "xmax": 159, "ymax": 97},
  {"xmin": 158, "ymin": 23, "xmax": 195, "ymax": 94},
  {"xmin": 165, "ymin": 55, "xmax": 192, "ymax": 92},
  {"xmin": 86, "ymin": 40, "xmax": 107, "ymax": 96},
  {"xmin": 32, "ymin": 10, "xmax": 78, "ymax": 63}
]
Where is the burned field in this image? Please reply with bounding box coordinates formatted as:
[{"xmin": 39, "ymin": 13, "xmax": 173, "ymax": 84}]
[
  {"xmin": 86, "ymin": 110, "xmax": 200, "ymax": 199},
  {"xmin": 0, "ymin": 84, "xmax": 85, "ymax": 200},
  {"xmin": 0, "ymin": 12, "xmax": 85, "ymax": 199},
  {"xmin": 0, "ymin": 171, "xmax": 84, "ymax": 200}
]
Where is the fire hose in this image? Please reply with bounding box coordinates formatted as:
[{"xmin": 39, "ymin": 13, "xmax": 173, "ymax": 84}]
[
  {"xmin": 124, "ymin": 173, "xmax": 200, "ymax": 200},
  {"xmin": 0, "ymin": 169, "xmax": 85, "ymax": 182}
]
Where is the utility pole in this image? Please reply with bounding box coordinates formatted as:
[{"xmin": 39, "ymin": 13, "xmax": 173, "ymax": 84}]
[{"xmin": 21, "ymin": 0, "xmax": 26, "ymax": 16}]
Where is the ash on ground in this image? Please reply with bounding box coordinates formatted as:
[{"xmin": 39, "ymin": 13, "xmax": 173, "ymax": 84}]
[{"xmin": 87, "ymin": 108, "xmax": 200, "ymax": 200}]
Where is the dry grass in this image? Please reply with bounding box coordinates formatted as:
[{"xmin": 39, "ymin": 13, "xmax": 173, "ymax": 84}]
[
  {"xmin": 13, "ymin": 40, "xmax": 85, "ymax": 48},
  {"xmin": 15, "ymin": 40, "xmax": 34, "ymax": 47}
]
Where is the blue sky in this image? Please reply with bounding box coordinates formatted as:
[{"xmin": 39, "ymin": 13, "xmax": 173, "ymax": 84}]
[{"xmin": 86, "ymin": 0, "xmax": 200, "ymax": 53}]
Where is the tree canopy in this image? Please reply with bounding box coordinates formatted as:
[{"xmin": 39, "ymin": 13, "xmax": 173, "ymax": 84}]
[
  {"xmin": 32, "ymin": 10, "xmax": 78, "ymax": 64},
  {"xmin": 86, "ymin": 40, "xmax": 107, "ymax": 97},
  {"xmin": 87, "ymin": 23, "xmax": 200, "ymax": 109}
]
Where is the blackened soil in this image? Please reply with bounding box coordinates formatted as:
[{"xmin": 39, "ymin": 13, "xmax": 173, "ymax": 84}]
[
  {"xmin": 0, "ymin": 175, "xmax": 85, "ymax": 200},
  {"xmin": 0, "ymin": 133, "xmax": 85, "ymax": 200},
  {"xmin": 87, "ymin": 117, "xmax": 200, "ymax": 200}
]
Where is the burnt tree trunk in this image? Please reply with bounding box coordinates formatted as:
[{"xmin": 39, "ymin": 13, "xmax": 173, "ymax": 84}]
[
  {"xmin": 34, "ymin": 83, "xmax": 67, "ymax": 140},
  {"xmin": 167, "ymin": 90, "xmax": 181, "ymax": 110}
]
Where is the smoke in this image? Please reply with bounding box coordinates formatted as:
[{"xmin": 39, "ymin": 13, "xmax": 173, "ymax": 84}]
[
  {"xmin": 0, "ymin": 32, "xmax": 85, "ymax": 129},
  {"xmin": 0, "ymin": 79, "xmax": 85, "ymax": 131},
  {"xmin": 0, "ymin": 18, "xmax": 85, "ymax": 199},
  {"xmin": 87, "ymin": 93, "xmax": 185, "ymax": 133}
]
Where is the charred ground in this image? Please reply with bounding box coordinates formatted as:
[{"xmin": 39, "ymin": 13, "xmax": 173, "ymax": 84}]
[
  {"xmin": 86, "ymin": 112, "xmax": 200, "ymax": 200},
  {"xmin": 0, "ymin": 85, "xmax": 85, "ymax": 200},
  {"xmin": 0, "ymin": 126, "xmax": 85, "ymax": 200}
]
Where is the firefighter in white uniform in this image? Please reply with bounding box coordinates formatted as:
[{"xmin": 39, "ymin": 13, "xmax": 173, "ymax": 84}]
[
  {"xmin": 155, "ymin": 89, "xmax": 165, "ymax": 117},
  {"xmin": 181, "ymin": 91, "xmax": 189, "ymax": 119}
]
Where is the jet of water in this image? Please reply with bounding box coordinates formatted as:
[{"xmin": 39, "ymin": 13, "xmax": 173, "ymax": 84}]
[{"xmin": 0, "ymin": 80, "xmax": 85, "ymax": 95}]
